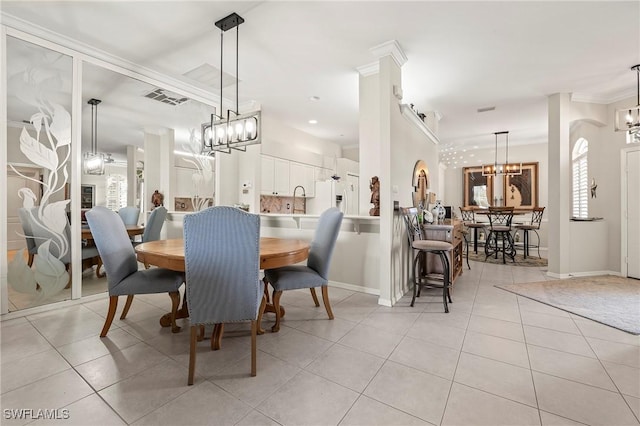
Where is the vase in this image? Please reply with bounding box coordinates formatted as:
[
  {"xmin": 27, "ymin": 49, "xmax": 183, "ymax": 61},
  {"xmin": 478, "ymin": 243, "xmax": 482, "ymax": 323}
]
[{"xmin": 431, "ymin": 200, "xmax": 446, "ymax": 223}]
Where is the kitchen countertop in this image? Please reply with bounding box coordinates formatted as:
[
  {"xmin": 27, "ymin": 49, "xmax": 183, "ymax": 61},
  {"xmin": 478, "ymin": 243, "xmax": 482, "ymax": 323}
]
[{"xmin": 260, "ymin": 213, "xmax": 379, "ymax": 220}]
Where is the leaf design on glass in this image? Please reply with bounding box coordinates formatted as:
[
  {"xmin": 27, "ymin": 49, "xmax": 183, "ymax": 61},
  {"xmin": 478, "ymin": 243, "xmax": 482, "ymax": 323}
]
[
  {"xmin": 49, "ymin": 104, "xmax": 71, "ymax": 147},
  {"xmin": 42, "ymin": 200, "xmax": 71, "ymax": 236},
  {"xmin": 30, "ymin": 112, "xmax": 46, "ymax": 132},
  {"xmin": 18, "ymin": 188, "xmax": 37, "ymax": 210},
  {"xmin": 20, "ymin": 127, "xmax": 57, "ymax": 171},
  {"xmin": 7, "ymin": 249, "xmax": 40, "ymax": 296},
  {"xmin": 33, "ymin": 241, "xmax": 69, "ymax": 299}
]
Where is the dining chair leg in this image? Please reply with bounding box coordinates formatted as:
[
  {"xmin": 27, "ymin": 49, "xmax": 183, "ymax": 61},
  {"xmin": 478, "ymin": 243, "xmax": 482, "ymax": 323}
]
[
  {"xmin": 410, "ymin": 253, "xmax": 420, "ymax": 307},
  {"xmin": 96, "ymin": 257, "xmax": 105, "ymax": 278},
  {"xmin": 271, "ymin": 290, "xmax": 283, "ymax": 333},
  {"xmin": 188, "ymin": 325, "xmax": 197, "ymax": 385},
  {"xmin": 197, "ymin": 325, "xmax": 205, "ymax": 341},
  {"xmin": 100, "ymin": 296, "xmax": 118, "ymax": 337},
  {"xmin": 169, "ymin": 291, "xmax": 181, "ymax": 333},
  {"xmin": 310, "ymin": 288, "xmax": 320, "ymax": 307},
  {"xmin": 321, "ymin": 286, "xmax": 334, "ymax": 320},
  {"xmin": 120, "ymin": 295, "xmax": 134, "ymax": 320},
  {"xmin": 27, "ymin": 253, "xmax": 34, "ymax": 267},
  {"xmin": 250, "ymin": 319, "xmax": 258, "ymax": 377},
  {"xmin": 211, "ymin": 323, "xmax": 224, "ymax": 350},
  {"xmin": 256, "ymin": 294, "xmax": 267, "ymax": 335}
]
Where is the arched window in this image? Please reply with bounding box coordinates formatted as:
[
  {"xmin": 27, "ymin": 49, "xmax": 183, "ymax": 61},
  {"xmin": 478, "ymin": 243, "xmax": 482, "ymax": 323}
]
[{"xmin": 572, "ymin": 138, "xmax": 588, "ymax": 218}]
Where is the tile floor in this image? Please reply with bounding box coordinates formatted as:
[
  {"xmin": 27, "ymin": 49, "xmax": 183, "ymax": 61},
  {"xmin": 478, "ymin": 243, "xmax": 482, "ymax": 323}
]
[{"xmin": 1, "ymin": 261, "xmax": 639, "ymax": 425}]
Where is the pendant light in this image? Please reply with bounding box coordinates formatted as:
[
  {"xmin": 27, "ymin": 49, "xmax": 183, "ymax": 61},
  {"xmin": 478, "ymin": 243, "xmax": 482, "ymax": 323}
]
[
  {"xmin": 482, "ymin": 131, "xmax": 522, "ymax": 176},
  {"xmin": 614, "ymin": 64, "xmax": 640, "ymax": 142},
  {"xmin": 202, "ymin": 12, "xmax": 261, "ymax": 155},
  {"xmin": 83, "ymin": 98, "xmax": 105, "ymax": 175}
]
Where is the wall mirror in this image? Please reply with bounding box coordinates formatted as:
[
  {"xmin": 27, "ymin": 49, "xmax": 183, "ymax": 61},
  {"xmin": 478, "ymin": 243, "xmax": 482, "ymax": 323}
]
[{"xmin": 79, "ymin": 62, "xmax": 216, "ymax": 297}]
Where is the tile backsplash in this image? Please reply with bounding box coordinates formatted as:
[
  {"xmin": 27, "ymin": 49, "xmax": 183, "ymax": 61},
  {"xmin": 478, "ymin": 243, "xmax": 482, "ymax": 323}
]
[{"xmin": 260, "ymin": 195, "xmax": 306, "ymax": 214}]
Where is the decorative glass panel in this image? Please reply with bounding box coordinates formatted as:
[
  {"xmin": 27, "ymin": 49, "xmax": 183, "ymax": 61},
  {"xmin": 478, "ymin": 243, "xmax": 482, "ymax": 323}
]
[{"xmin": 6, "ymin": 37, "xmax": 74, "ymax": 310}]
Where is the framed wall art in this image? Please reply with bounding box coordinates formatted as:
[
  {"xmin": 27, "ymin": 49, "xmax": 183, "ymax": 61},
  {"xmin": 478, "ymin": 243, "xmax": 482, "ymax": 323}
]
[
  {"xmin": 504, "ymin": 162, "xmax": 539, "ymax": 209},
  {"xmin": 463, "ymin": 166, "xmax": 493, "ymax": 207}
]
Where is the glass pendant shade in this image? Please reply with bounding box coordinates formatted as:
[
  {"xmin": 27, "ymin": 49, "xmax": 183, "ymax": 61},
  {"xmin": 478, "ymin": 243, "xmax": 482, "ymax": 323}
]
[
  {"xmin": 83, "ymin": 98, "xmax": 104, "ymax": 175},
  {"xmin": 83, "ymin": 152, "xmax": 105, "ymax": 175}
]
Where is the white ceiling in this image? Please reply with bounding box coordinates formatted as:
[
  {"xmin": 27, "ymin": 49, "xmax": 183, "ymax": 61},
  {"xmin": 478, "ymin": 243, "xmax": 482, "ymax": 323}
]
[{"xmin": 2, "ymin": 1, "xmax": 639, "ymax": 161}]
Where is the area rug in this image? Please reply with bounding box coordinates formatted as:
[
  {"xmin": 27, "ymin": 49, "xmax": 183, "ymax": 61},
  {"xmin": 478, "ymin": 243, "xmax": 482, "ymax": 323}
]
[
  {"xmin": 467, "ymin": 250, "xmax": 548, "ymax": 267},
  {"xmin": 495, "ymin": 275, "xmax": 640, "ymax": 335}
]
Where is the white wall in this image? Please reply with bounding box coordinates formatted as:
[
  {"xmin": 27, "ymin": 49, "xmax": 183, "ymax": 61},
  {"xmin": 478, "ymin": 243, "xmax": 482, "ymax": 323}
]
[
  {"xmin": 261, "ymin": 112, "xmax": 342, "ymax": 167},
  {"xmin": 443, "ymin": 142, "xmax": 549, "ymax": 210}
]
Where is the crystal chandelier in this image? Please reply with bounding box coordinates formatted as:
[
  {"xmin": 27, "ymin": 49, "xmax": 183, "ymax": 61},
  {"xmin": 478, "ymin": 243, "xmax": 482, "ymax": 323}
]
[{"xmin": 482, "ymin": 131, "xmax": 522, "ymax": 176}]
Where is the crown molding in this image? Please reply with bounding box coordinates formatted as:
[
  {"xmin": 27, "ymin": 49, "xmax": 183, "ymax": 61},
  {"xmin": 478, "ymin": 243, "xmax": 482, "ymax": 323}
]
[
  {"xmin": 1, "ymin": 12, "xmax": 219, "ymax": 106},
  {"xmin": 571, "ymin": 88, "xmax": 636, "ymax": 105},
  {"xmin": 399, "ymin": 104, "xmax": 440, "ymax": 145},
  {"xmin": 369, "ymin": 40, "xmax": 408, "ymax": 68},
  {"xmin": 356, "ymin": 62, "xmax": 379, "ymax": 77}
]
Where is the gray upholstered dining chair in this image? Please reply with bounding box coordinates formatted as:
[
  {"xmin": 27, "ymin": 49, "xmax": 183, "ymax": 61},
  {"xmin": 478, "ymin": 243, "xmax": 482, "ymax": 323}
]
[
  {"xmin": 86, "ymin": 206, "xmax": 184, "ymax": 337},
  {"xmin": 140, "ymin": 206, "xmax": 167, "ymax": 244},
  {"xmin": 118, "ymin": 206, "xmax": 140, "ymax": 226},
  {"xmin": 122, "ymin": 205, "xmax": 169, "ymax": 320},
  {"xmin": 22, "ymin": 207, "xmax": 100, "ymax": 270},
  {"xmin": 183, "ymin": 206, "xmax": 267, "ymax": 385},
  {"xmin": 263, "ymin": 207, "xmax": 343, "ymax": 333}
]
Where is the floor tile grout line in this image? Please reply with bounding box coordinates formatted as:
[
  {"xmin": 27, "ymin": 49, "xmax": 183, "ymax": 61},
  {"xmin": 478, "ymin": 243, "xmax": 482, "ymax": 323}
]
[
  {"xmin": 517, "ymin": 293, "xmax": 544, "ymax": 425},
  {"xmin": 437, "ymin": 260, "xmax": 482, "ymax": 425},
  {"xmin": 571, "ymin": 312, "xmax": 640, "ymax": 424},
  {"xmin": 21, "ymin": 315, "xmax": 131, "ymax": 426}
]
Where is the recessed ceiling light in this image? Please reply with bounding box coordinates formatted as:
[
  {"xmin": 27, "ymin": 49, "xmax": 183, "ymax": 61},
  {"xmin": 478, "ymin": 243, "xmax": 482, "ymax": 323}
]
[
  {"xmin": 308, "ymin": 119, "xmax": 317, "ymax": 124},
  {"xmin": 309, "ymin": 96, "xmax": 320, "ymax": 101}
]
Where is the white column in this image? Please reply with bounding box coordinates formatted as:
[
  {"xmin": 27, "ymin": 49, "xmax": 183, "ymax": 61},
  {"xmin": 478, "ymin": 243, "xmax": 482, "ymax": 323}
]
[
  {"xmin": 126, "ymin": 145, "xmax": 137, "ymax": 208},
  {"xmin": 547, "ymin": 93, "xmax": 571, "ymax": 277},
  {"xmin": 144, "ymin": 128, "xmax": 175, "ymax": 213}
]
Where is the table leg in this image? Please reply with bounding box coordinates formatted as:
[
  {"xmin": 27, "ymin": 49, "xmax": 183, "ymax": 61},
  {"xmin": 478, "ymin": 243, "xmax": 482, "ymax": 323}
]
[
  {"xmin": 473, "ymin": 227, "xmax": 479, "ymax": 254},
  {"xmin": 160, "ymin": 293, "xmax": 189, "ymax": 327}
]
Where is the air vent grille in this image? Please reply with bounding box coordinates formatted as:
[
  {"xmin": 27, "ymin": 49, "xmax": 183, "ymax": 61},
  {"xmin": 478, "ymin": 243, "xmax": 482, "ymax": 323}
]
[{"xmin": 144, "ymin": 88, "xmax": 189, "ymax": 106}]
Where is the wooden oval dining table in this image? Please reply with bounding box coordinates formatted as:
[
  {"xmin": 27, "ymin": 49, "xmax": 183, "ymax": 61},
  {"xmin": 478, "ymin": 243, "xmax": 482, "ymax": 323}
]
[{"xmin": 135, "ymin": 237, "xmax": 310, "ymax": 333}]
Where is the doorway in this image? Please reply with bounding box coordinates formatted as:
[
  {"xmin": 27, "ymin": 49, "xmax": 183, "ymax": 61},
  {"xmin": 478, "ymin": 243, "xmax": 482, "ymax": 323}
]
[{"xmin": 624, "ymin": 148, "xmax": 640, "ymax": 279}]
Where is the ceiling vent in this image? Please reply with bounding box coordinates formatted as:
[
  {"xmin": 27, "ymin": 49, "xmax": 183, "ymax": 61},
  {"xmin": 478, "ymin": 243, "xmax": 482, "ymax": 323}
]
[
  {"xmin": 183, "ymin": 63, "xmax": 238, "ymax": 89},
  {"xmin": 144, "ymin": 88, "xmax": 190, "ymax": 106}
]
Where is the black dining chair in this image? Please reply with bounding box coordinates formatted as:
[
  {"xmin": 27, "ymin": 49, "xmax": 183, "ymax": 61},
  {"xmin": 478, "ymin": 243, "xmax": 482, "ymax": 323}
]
[
  {"xmin": 402, "ymin": 207, "xmax": 452, "ymax": 312},
  {"xmin": 514, "ymin": 207, "xmax": 545, "ymax": 259},
  {"xmin": 484, "ymin": 206, "xmax": 516, "ymax": 264}
]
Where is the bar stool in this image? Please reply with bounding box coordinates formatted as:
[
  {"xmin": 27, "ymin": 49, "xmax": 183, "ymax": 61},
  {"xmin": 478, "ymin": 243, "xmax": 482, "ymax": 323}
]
[
  {"xmin": 484, "ymin": 206, "xmax": 516, "ymax": 264},
  {"xmin": 514, "ymin": 207, "xmax": 545, "ymax": 259},
  {"xmin": 402, "ymin": 207, "xmax": 452, "ymax": 312},
  {"xmin": 460, "ymin": 206, "xmax": 486, "ymax": 254}
]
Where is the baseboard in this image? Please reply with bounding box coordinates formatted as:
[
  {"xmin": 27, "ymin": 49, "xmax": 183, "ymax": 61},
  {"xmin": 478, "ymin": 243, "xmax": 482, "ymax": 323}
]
[
  {"xmin": 547, "ymin": 270, "xmax": 622, "ymax": 279},
  {"xmin": 329, "ymin": 280, "xmax": 380, "ymax": 296},
  {"xmin": 1, "ymin": 291, "xmax": 109, "ymax": 322}
]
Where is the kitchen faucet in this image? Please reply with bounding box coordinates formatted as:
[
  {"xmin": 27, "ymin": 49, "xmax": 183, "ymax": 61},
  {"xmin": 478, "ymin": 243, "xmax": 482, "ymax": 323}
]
[{"xmin": 292, "ymin": 185, "xmax": 306, "ymax": 214}]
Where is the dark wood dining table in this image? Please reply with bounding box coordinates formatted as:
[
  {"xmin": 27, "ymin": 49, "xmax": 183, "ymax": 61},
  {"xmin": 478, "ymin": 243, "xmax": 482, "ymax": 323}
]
[
  {"xmin": 82, "ymin": 225, "xmax": 145, "ymax": 277},
  {"xmin": 135, "ymin": 237, "xmax": 310, "ymax": 338}
]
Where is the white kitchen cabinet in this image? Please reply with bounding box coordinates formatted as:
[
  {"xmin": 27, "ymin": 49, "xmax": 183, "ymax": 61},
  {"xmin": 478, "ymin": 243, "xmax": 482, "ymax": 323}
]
[
  {"xmin": 261, "ymin": 156, "xmax": 290, "ymax": 195},
  {"xmin": 289, "ymin": 162, "xmax": 315, "ymax": 197}
]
